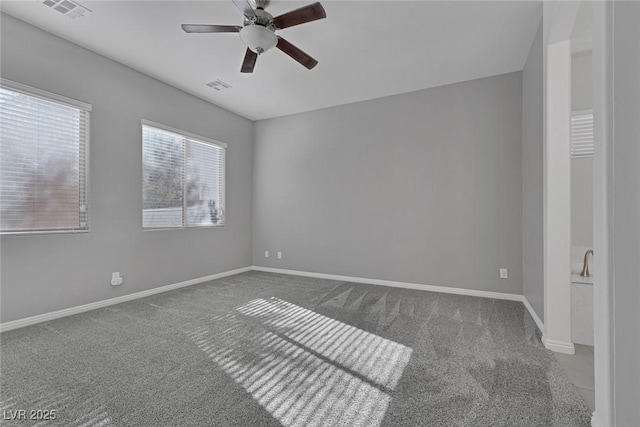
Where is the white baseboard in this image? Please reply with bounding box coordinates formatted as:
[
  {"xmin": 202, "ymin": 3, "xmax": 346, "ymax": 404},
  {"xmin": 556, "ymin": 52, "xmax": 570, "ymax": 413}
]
[
  {"xmin": 0, "ymin": 265, "xmax": 548, "ymax": 337},
  {"xmin": 251, "ymin": 266, "xmax": 522, "ymax": 302},
  {"xmin": 522, "ymin": 296, "xmax": 545, "ymax": 334},
  {"xmin": 542, "ymin": 336, "xmax": 576, "ymax": 354},
  {"xmin": 0, "ymin": 266, "xmax": 252, "ymax": 333}
]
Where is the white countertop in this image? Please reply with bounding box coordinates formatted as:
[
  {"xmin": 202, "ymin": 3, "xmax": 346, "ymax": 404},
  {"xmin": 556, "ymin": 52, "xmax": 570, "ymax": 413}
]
[{"xmin": 571, "ymin": 273, "xmax": 594, "ymax": 284}]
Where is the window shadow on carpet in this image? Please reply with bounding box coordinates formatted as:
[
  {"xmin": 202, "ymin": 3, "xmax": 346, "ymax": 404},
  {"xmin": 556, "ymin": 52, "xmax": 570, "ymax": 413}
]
[{"xmin": 186, "ymin": 297, "xmax": 413, "ymax": 427}]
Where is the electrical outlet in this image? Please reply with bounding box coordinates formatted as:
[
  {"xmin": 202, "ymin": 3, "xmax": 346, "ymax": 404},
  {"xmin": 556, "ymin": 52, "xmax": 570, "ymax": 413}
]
[
  {"xmin": 277, "ymin": 251, "xmax": 282, "ymax": 259},
  {"xmin": 111, "ymin": 272, "xmax": 123, "ymax": 286},
  {"xmin": 265, "ymin": 251, "xmax": 269, "ymax": 258},
  {"xmin": 499, "ymin": 268, "xmax": 508, "ymax": 279}
]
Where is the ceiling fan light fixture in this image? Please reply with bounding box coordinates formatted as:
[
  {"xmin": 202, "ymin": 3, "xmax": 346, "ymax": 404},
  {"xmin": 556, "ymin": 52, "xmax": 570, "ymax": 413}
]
[{"xmin": 239, "ymin": 25, "xmax": 277, "ymax": 54}]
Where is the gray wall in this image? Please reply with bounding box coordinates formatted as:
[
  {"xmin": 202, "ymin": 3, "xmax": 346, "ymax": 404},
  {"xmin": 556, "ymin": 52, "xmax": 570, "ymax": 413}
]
[
  {"xmin": 613, "ymin": 1, "xmax": 640, "ymax": 423},
  {"xmin": 571, "ymin": 157, "xmax": 593, "ymax": 248},
  {"xmin": 571, "ymin": 53, "xmax": 593, "ymax": 249},
  {"xmin": 253, "ymin": 72, "xmax": 523, "ymax": 295},
  {"xmin": 522, "ymin": 20, "xmax": 544, "ymax": 320},
  {"xmin": 0, "ymin": 15, "xmax": 254, "ymax": 322},
  {"xmin": 572, "ymin": 53, "xmax": 593, "ymax": 111}
]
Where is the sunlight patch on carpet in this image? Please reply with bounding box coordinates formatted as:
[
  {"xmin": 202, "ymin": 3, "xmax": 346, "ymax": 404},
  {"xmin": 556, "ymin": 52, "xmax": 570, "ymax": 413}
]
[{"xmin": 186, "ymin": 297, "xmax": 413, "ymax": 427}]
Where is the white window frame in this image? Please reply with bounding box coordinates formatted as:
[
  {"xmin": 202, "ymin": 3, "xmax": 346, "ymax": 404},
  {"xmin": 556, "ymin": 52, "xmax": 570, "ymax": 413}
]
[
  {"xmin": 141, "ymin": 120, "xmax": 226, "ymax": 230},
  {"xmin": 0, "ymin": 78, "xmax": 91, "ymax": 235}
]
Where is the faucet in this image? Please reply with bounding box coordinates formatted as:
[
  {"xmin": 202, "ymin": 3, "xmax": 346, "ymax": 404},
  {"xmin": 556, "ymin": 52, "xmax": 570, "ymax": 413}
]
[{"xmin": 580, "ymin": 249, "xmax": 594, "ymax": 277}]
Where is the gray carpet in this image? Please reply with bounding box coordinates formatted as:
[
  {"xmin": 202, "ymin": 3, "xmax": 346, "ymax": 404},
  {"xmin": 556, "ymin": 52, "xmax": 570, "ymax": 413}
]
[{"xmin": 1, "ymin": 271, "xmax": 591, "ymax": 426}]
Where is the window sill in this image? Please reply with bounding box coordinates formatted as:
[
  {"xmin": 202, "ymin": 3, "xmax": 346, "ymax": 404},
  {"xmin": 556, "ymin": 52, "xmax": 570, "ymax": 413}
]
[
  {"xmin": 0, "ymin": 229, "xmax": 89, "ymax": 237},
  {"xmin": 142, "ymin": 224, "xmax": 226, "ymax": 232}
]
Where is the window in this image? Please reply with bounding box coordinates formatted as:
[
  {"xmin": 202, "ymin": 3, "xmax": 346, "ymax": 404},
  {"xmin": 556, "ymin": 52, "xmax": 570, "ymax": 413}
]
[
  {"xmin": 0, "ymin": 79, "xmax": 90, "ymax": 234},
  {"xmin": 571, "ymin": 110, "xmax": 594, "ymax": 158},
  {"xmin": 142, "ymin": 121, "xmax": 225, "ymax": 229}
]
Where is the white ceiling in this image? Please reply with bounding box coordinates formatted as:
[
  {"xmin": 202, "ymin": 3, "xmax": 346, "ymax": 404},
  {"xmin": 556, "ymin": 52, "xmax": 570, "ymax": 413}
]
[{"xmin": 1, "ymin": 1, "xmax": 541, "ymax": 121}]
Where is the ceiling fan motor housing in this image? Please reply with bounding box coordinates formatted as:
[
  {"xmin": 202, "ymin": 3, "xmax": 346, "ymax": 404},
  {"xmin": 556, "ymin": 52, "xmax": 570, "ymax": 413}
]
[{"xmin": 240, "ymin": 8, "xmax": 276, "ymax": 54}]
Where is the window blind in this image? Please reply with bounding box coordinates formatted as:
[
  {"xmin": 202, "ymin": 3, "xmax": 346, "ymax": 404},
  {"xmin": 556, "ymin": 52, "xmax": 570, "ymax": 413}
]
[
  {"xmin": 142, "ymin": 122, "xmax": 225, "ymax": 229},
  {"xmin": 571, "ymin": 111, "xmax": 594, "ymax": 158},
  {"xmin": 0, "ymin": 81, "xmax": 90, "ymax": 233}
]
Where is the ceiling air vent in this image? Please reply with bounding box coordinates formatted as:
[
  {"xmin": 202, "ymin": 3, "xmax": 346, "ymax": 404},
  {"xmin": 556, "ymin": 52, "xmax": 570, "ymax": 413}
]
[
  {"xmin": 206, "ymin": 80, "xmax": 232, "ymax": 91},
  {"xmin": 42, "ymin": 0, "xmax": 91, "ymax": 19}
]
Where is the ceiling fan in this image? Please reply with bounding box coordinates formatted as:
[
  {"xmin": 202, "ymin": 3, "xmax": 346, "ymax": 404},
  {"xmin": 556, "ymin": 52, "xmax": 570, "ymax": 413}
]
[{"xmin": 181, "ymin": 0, "xmax": 326, "ymax": 73}]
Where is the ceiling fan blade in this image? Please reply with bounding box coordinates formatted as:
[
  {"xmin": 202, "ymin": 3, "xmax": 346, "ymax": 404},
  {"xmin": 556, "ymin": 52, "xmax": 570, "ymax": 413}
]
[
  {"xmin": 241, "ymin": 48, "xmax": 258, "ymax": 73},
  {"xmin": 232, "ymin": 0, "xmax": 256, "ymax": 19},
  {"xmin": 181, "ymin": 24, "xmax": 242, "ymax": 33},
  {"xmin": 272, "ymin": 2, "xmax": 326, "ymax": 29},
  {"xmin": 276, "ymin": 37, "xmax": 318, "ymax": 70}
]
